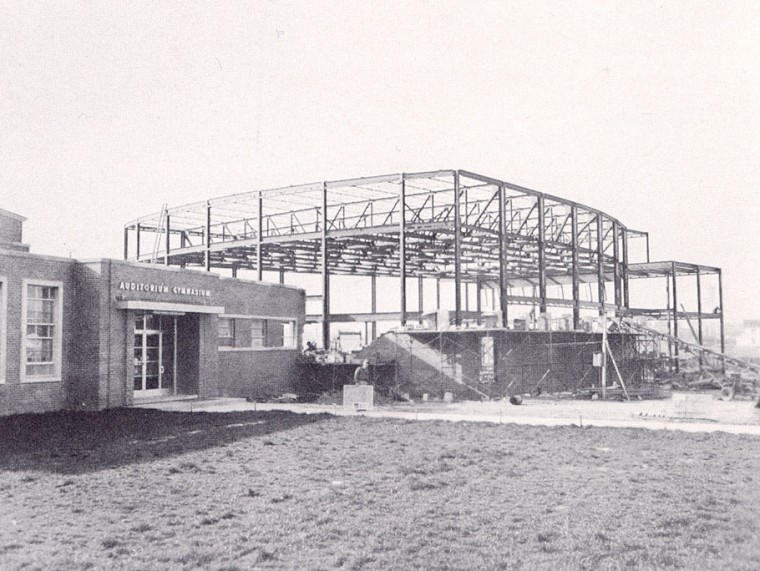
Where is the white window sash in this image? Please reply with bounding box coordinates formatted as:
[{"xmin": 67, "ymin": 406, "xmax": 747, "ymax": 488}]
[{"xmin": 21, "ymin": 279, "xmax": 63, "ymax": 383}]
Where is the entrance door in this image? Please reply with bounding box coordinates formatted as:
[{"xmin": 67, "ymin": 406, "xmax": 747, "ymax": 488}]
[{"xmin": 134, "ymin": 313, "xmax": 177, "ymax": 397}]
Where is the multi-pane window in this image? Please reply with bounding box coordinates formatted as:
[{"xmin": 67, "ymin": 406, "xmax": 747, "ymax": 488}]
[
  {"xmin": 250, "ymin": 319, "xmax": 265, "ymax": 348},
  {"xmin": 218, "ymin": 318, "xmax": 235, "ymax": 347},
  {"xmin": 25, "ymin": 284, "xmax": 60, "ymax": 378},
  {"xmin": 218, "ymin": 316, "xmax": 297, "ymax": 349}
]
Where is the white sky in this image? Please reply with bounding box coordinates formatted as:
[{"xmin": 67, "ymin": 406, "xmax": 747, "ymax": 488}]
[{"xmin": 1, "ymin": 2, "xmax": 758, "ymax": 323}]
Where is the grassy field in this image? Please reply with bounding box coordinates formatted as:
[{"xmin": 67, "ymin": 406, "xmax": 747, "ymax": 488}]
[{"xmin": 1, "ymin": 409, "xmax": 760, "ymax": 570}]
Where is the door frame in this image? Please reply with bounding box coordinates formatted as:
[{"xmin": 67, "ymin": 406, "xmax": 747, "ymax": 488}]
[{"xmin": 133, "ymin": 313, "xmax": 178, "ymax": 398}]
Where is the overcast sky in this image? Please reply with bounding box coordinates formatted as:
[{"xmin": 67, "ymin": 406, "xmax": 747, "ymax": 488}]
[{"xmin": 1, "ymin": 2, "xmax": 758, "ymax": 323}]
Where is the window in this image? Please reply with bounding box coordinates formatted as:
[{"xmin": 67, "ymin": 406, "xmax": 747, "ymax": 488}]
[
  {"xmin": 23, "ymin": 281, "xmax": 62, "ymax": 381},
  {"xmin": 218, "ymin": 316, "xmax": 297, "ymax": 350},
  {"xmin": 250, "ymin": 319, "xmax": 265, "ymax": 348},
  {"xmin": 218, "ymin": 318, "xmax": 234, "ymax": 347}
]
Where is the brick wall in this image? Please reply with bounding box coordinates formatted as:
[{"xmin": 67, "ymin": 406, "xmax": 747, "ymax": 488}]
[
  {"xmin": 0, "ymin": 250, "xmax": 78, "ymax": 415},
  {"xmin": 0, "ymin": 211, "xmax": 23, "ymax": 245},
  {"xmin": 1, "ymin": 255, "xmax": 307, "ymax": 416},
  {"xmin": 218, "ymin": 349, "xmax": 300, "ymax": 399}
]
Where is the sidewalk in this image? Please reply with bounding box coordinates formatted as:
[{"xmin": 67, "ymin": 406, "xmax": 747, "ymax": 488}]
[{"xmin": 135, "ymin": 395, "xmax": 760, "ymax": 436}]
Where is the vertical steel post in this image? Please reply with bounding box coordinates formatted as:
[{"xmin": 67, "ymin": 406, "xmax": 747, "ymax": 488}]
[
  {"xmin": 596, "ymin": 213, "xmax": 605, "ymax": 315},
  {"xmin": 164, "ymin": 214, "xmax": 171, "ymax": 266},
  {"xmin": 436, "ymin": 278, "xmax": 441, "ymax": 312},
  {"xmin": 666, "ymin": 276, "xmax": 673, "ymax": 370},
  {"xmin": 671, "ymin": 262, "xmax": 679, "ymax": 373},
  {"xmin": 538, "ymin": 196, "xmax": 547, "ymax": 314},
  {"xmin": 399, "ymin": 174, "xmax": 407, "ymax": 326},
  {"xmin": 498, "ymin": 183, "xmax": 509, "ymax": 328},
  {"xmin": 123, "ymin": 227, "xmax": 129, "ymax": 260},
  {"xmin": 622, "ymin": 229, "xmax": 630, "ymax": 310},
  {"xmin": 371, "ymin": 274, "xmax": 377, "ymax": 341},
  {"xmin": 279, "ymin": 268, "xmax": 285, "ymax": 284},
  {"xmin": 571, "ymin": 206, "xmax": 580, "ymax": 329},
  {"xmin": 718, "ymin": 269, "xmax": 725, "ymax": 372},
  {"xmin": 321, "ymin": 182, "xmax": 330, "ymax": 350},
  {"xmin": 601, "ymin": 309, "xmax": 608, "ymax": 399},
  {"xmin": 418, "ymin": 276, "xmax": 424, "ymax": 324},
  {"xmin": 231, "ymin": 266, "xmax": 238, "ymax": 278},
  {"xmin": 646, "ymin": 232, "xmax": 651, "ymax": 263},
  {"xmin": 696, "ymin": 267, "xmax": 703, "ymax": 368},
  {"xmin": 612, "ymin": 222, "xmax": 620, "ymax": 311},
  {"xmin": 173, "ymin": 316, "xmax": 178, "ymax": 395},
  {"xmin": 256, "ymin": 191, "xmax": 263, "ymax": 281},
  {"xmin": 136, "ymin": 223, "xmax": 141, "ymax": 260},
  {"xmin": 453, "ymin": 171, "xmax": 462, "ymax": 326},
  {"xmin": 205, "ymin": 202, "xmax": 211, "ymax": 272}
]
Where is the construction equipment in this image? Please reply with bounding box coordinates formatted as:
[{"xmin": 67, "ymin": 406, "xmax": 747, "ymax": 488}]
[{"xmin": 620, "ymin": 319, "xmax": 760, "ymax": 401}]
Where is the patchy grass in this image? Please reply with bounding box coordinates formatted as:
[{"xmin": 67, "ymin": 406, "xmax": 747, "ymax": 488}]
[{"xmin": 1, "ymin": 409, "xmax": 760, "ymax": 570}]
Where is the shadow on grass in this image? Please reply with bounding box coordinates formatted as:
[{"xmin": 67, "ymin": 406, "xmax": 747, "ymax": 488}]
[{"xmin": 0, "ymin": 408, "xmax": 330, "ymax": 475}]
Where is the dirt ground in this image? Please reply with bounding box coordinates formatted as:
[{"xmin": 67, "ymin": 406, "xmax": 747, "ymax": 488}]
[{"xmin": 2, "ymin": 408, "xmax": 760, "ymax": 570}]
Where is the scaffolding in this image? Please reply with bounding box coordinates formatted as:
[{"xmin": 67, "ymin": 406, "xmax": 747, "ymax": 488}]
[{"xmin": 359, "ymin": 328, "xmax": 660, "ymax": 401}]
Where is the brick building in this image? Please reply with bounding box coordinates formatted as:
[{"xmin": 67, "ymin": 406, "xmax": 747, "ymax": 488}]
[{"xmin": 0, "ymin": 209, "xmax": 305, "ymax": 416}]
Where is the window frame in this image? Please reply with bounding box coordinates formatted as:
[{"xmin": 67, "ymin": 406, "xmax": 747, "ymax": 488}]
[
  {"xmin": 218, "ymin": 317, "xmax": 235, "ymax": 348},
  {"xmin": 21, "ymin": 279, "xmax": 63, "ymax": 383},
  {"xmin": 218, "ymin": 314, "xmax": 298, "ymax": 352}
]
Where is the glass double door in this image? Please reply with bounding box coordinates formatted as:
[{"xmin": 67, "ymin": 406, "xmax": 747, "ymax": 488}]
[{"xmin": 134, "ymin": 314, "xmax": 176, "ymax": 397}]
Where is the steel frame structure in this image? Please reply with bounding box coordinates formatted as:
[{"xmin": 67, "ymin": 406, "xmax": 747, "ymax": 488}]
[{"xmin": 123, "ymin": 170, "xmax": 724, "ymax": 351}]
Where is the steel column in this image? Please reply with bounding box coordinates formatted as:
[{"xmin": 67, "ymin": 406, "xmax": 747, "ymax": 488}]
[
  {"xmin": 418, "ymin": 276, "xmax": 424, "ymax": 324},
  {"xmin": 399, "ymin": 174, "xmax": 407, "ymax": 326},
  {"xmin": 718, "ymin": 269, "xmax": 725, "ymax": 372},
  {"xmin": 205, "ymin": 202, "xmax": 211, "ymax": 272},
  {"xmin": 612, "ymin": 222, "xmax": 620, "ymax": 310},
  {"xmin": 622, "ymin": 229, "xmax": 630, "ymax": 309},
  {"xmin": 646, "ymin": 233, "xmax": 651, "ymax": 263},
  {"xmin": 123, "ymin": 227, "xmax": 129, "ymax": 260},
  {"xmin": 538, "ymin": 195, "xmax": 547, "ymax": 314},
  {"xmin": 571, "ymin": 205, "xmax": 580, "ymax": 329},
  {"xmin": 453, "ymin": 171, "xmax": 462, "ymax": 326},
  {"xmin": 696, "ymin": 267, "xmax": 703, "ymax": 368},
  {"xmin": 666, "ymin": 276, "xmax": 673, "ymax": 369},
  {"xmin": 371, "ymin": 274, "xmax": 377, "ymax": 341},
  {"xmin": 164, "ymin": 215, "xmax": 171, "ymax": 266},
  {"xmin": 671, "ymin": 262, "xmax": 679, "ymax": 373},
  {"xmin": 498, "ymin": 183, "xmax": 509, "ymax": 328},
  {"xmin": 596, "ymin": 213, "xmax": 605, "ymax": 315},
  {"xmin": 321, "ymin": 182, "xmax": 330, "ymax": 350},
  {"xmin": 136, "ymin": 223, "xmax": 141, "ymax": 260},
  {"xmin": 256, "ymin": 191, "xmax": 263, "ymax": 281}
]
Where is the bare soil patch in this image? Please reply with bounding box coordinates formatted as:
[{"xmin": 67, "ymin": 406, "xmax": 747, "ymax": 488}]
[{"xmin": 1, "ymin": 409, "xmax": 759, "ymax": 570}]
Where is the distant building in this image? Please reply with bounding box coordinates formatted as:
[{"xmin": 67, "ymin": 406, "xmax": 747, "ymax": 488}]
[{"xmin": 0, "ymin": 209, "xmax": 305, "ymax": 416}]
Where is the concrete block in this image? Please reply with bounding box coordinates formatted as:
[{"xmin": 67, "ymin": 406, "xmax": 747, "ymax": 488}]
[{"xmin": 343, "ymin": 384, "xmax": 374, "ymax": 411}]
